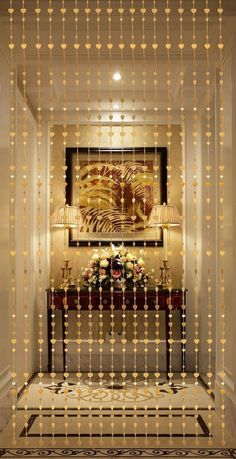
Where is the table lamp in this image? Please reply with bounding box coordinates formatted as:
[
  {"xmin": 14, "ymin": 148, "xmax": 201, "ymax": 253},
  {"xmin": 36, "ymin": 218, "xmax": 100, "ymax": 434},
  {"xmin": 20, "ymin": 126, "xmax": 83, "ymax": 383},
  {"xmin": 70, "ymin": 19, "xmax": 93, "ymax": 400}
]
[
  {"xmin": 51, "ymin": 204, "xmax": 83, "ymax": 288},
  {"xmin": 51, "ymin": 204, "xmax": 83, "ymax": 229},
  {"xmin": 148, "ymin": 202, "xmax": 181, "ymax": 287}
]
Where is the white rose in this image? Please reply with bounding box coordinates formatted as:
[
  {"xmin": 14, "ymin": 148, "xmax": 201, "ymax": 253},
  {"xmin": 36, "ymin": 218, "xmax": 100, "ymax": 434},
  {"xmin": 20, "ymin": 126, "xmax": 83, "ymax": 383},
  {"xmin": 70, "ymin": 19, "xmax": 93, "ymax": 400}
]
[
  {"xmin": 137, "ymin": 258, "xmax": 144, "ymax": 266},
  {"xmin": 91, "ymin": 253, "xmax": 100, "ymax": 262},
  {"xmin": 119, "ymin": 246, "xmax": 126, "ymax": 256},
  {"xmin": 99, "ymin": 274, "xmax": 107, "ymax": 282},
  {"xmin": 126, "ymin": 261, "xmax": 133, "ymax": 270},
  {"xmin": 120, "ymin": 256, "xmax": 127, "ymax": 263},
  {"xmin": 126, "ymin": 252, "xmax": 135, "ymax": 261},
  {"xmin": 100, "ymin": 259, "xmax": 109, "ymax": 268}
]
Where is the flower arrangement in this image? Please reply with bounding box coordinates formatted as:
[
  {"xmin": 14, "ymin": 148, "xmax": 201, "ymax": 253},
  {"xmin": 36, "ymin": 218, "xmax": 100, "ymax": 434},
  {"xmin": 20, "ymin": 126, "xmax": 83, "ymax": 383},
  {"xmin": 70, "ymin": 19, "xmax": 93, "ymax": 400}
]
[{"xmin": 81, "ymin": 244, "xmax": 150, "ymax": 290}]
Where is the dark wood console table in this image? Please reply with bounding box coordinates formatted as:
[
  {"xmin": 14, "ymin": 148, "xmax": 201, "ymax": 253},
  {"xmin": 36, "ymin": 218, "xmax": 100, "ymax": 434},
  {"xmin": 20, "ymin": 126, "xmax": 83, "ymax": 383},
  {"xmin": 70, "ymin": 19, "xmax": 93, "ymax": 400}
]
[{"xmin": 47, "ymin": 288, "xmax": 186, "ymax": 376}]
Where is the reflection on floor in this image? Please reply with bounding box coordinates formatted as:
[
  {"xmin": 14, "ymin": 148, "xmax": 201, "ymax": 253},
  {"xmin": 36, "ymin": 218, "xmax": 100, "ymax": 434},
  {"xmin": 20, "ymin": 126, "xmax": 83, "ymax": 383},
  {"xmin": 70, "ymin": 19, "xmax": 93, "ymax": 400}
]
[{"xmin": 0, "ymin": 373, "xmax": 236, "ymax": 457}]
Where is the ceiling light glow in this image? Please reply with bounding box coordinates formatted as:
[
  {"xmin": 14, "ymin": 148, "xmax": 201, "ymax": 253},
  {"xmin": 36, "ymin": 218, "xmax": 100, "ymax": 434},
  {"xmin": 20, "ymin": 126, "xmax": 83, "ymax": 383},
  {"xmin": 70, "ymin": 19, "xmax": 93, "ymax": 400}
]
[{"xmin": 113, "ymin": 72, "xmax": 122, "ymax": 81}]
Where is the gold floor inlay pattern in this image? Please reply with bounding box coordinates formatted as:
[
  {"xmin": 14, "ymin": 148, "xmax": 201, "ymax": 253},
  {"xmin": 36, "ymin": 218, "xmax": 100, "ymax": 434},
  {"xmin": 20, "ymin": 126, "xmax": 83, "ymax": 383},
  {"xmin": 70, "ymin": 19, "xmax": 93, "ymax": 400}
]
[{"xmin": 0, "ymin": 374, "xmax": 235, "ymax": 451}]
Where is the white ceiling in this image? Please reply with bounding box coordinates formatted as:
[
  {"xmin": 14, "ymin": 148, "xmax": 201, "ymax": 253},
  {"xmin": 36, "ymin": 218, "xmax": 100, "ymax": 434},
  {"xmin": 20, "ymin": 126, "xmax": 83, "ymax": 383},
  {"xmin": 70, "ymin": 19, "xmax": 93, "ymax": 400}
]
[{"xmin": 0, "ymin": 0, "xmax": 236, "ymax": 119}]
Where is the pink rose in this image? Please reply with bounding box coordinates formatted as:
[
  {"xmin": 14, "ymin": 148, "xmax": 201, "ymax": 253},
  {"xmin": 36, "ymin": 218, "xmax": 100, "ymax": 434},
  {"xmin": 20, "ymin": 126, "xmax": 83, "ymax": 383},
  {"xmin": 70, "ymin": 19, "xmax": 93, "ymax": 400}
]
[{"xmin": 112, "ymin": 269, "xmax": 122, "ymax": 279}]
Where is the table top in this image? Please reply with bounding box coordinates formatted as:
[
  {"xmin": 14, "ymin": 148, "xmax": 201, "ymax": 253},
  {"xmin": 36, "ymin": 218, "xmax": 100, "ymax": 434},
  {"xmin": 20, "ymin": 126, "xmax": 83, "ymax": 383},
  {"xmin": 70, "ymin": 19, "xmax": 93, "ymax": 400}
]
[
  {"xmin": 48, "ymin": 288, "xmax": 185, "ymax": 295},
  {"xmin": 47, "ymin": 288, "xmax": 186, "ymax": 311}
]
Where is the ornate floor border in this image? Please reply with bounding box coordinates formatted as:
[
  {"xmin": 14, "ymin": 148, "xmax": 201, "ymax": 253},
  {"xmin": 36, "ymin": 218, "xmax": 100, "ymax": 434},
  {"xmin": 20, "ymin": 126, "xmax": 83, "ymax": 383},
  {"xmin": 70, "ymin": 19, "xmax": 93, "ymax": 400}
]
[{"xmin": 0, "ymin": 449, "xmax": 236, "ymax": 458}]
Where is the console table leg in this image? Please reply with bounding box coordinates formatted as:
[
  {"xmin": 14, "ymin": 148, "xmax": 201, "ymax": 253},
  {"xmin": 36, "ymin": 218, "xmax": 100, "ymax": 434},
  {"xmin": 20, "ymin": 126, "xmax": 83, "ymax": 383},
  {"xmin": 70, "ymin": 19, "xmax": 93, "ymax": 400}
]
[
  {"xmin": 62, "ymin": 309, "xmax": 66, "ymax": 377},
  {"xmin": 165, "ymin": 309, "xmax": 170, "ymax": 380},
  {"xmin": 47, "ymin": 304, "xmax": 52, "ymax": 373},
  {"xmin": 181, "ymin": 307, "xmax": 186, "ymax": 373}
]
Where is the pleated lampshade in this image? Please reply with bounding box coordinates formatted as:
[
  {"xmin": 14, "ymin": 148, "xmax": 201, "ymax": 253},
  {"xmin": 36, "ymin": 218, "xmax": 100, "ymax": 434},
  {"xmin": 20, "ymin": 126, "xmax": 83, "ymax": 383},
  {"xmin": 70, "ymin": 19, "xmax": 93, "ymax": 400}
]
[
  {"xmin": 51, "ymin": 205, "xmax": 83, "ymax": 229},
  {"xmin": 148, "ymin": 203, "xmax": 181, "ymax": 227}
]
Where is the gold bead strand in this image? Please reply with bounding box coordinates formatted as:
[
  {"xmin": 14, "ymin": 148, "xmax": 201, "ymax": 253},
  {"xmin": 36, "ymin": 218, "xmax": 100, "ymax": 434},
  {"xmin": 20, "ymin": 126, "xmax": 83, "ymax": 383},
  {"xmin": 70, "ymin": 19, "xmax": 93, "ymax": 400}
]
[
  {"xmin": 35, "ymin": 0, "xmax": 45, "ymax": 441},
  {"xmin": 178, "ymin": 0, "xmax": 187, "ymax": 444},
  {"xmin": 72, "ymin": 0, "xmax": 83, "ymax": 438},
  {"xmin": 217, "ymin": 0, "xmax": 226, "ymax": 446},
  {"xmin": 8, "ymin": 0, "xmax": 17, "ymax": 445},
  {"xmin": 60, "ymin": 0, "xmax": 70, "ymax": 443},
  {"xmin": 107, "ymin": 4, "xmax": 115, "ymax": 416},
  {"xmin": 151, "ymin": 4, "xmax": 161, "ymax": 440},
  {"xmin": 140, "ymin": 0, "xmax": 148, "ymax": 379},
  {"xmin": 48, "ymin": 0, "xmax": 56, "ymax": 383},
  {"xmin": 129, "ymin": 4, "xmax": 137, "ymax": 433},
  {"xmin": 95, "ymin": 0, "xmax": 113, "ymax": 429},
  {"xmin": 83, "ymin": 6, "xmax": 93, "ymax": 433},
  {"xmin": 204, "ymin": 0, "xmax": 214, "ymax": 443},
  {"xmin": 140, "ymin": 1, "xmax": 149, "ymax": 440},
  {"xmin": 47, "ymin": 1, "xmax": 57, "ymax": 444},
  {"xmin": 20, "ymin": 0, "xmax": 30, "ymax": 443},
  {"xmin": 164, "ymin": 0, "xmax": 174, "ymax": 396},
  {"xmin": 164, "ymin": 3, "xmax": 174, "ymax": 440},
  {"xmin": 85, "ymin": 0, "xmax": 92, "ymax": 263},
  {"xmin": 190, "ymin": 0, "xmax": 201, "ymax": 443},
  {"xmin": 76, "ymin": 285, "xmax": 82, "ymax": 445},
  {"xmin": 130, "ymin": 0, "xmax": 137, "ymax": 244},
  {"xmin": 154, "ymin": 283, "xmax": 160, "ymax": 444},
  {"xmin": 165, "ymin": 0, "xmax": 172, "ymax": 208}
]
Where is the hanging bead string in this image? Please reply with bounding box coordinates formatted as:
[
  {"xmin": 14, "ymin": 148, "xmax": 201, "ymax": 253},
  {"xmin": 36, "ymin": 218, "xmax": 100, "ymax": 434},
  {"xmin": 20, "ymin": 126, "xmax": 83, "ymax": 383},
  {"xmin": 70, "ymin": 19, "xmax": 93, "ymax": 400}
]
[
  {"xmin": 203, "ymin": 0, "xmax": 214, "ymax": 444},
  {"xmin": 178, "ymin": 0, "xmax": 187, "ymax": 444},
  {"xmin": 85, "ymin": 0, "xmax": 91, "ymax": 365},
  {"xmin": 151, "ymin": 3, "xmax": 161, "ymax": 439},
  {"xmin": 83, "ymin": 1, "xmax": 93, "ymax": 439},
  {"xmin": 47, "ymin": 0, "xmax": 58, "ymax": 444},
  {"xmin": 19, "ymin": 0, "xmax": 30, "ymax": 443},
  {"xmin": 190, "ymin": 0, "xmax": 201, "ymax": 442},
  {"xmin": 84, "ymin": 4, "xmax": 91, "ymax": 421},
  {"xmin": 73, "ymin": 0, "xmax": 81, "ymax": 252},
  {"xmin": 129, "ymin": 0, "xmax": 137, "ymax": 417},
  {"xmin": 59, "ymin": 0, "xmax": 70, "ymax": 443},
  {"xmin": 85, "ymin": 0, "xmax": 91, "ymax": 254},
  {"xmin": 72, "ymin": 0, "xmax": 83, "ymax": 433},
  {"xmin": 130, "ymin": 3, "xmax": 137, "ymax": 429},
  {"xmin": 141, "ymin": 0, "xmax": 147, "ymax": 372},
  {"xmin": 130, "ymin": 0, "xmax": 137, "ymax": 243},
  {"xmin": 106, "ymin": 4, "xmax": 116, "ymax": 414},
  {"xmin": 125, "ymin": 0, "xmax": 137, "ymax": 406},
  {"xmin": 35, "ymin": 0, "xmax": 45, "ymax": 441},
  {"xmin": 165, "ymin": 0, "xmax": 172, "ymax": 208},
  {"xmin": 91, "ymin": 0, "xmax": 102, "ymax": 438},
  {"xmin": 48, "ymin": 0, "xmax": 56, "ymax": 391},
  {"xmin": 164, "ymin": 2, "xmax": 174, "ymax": 441},
  {"xmin": 107, "ymin": 0, "xmax": 124, "ymax": 427},
  {"xmin": 217, "ymin": 0, "xmax": 225, "ymax": 446},
  {"xmin": 107, "ymin": 0, "xmax": 114, "ymax": 418},
  {"xmin": 140, "ymin": 2, "xmax": 149, "ymax": 438},
  {"xmin": 8, "ymin": 0, "xmax": 17, "ymax": 445}
]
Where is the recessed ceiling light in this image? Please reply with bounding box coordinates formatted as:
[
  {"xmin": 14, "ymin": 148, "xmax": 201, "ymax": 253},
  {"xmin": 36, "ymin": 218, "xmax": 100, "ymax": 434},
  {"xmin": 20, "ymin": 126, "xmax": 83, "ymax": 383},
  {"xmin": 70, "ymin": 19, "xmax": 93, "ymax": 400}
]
[{"xmin": 113, "ymin": 72, "xmax": 122, "ymax": 81}]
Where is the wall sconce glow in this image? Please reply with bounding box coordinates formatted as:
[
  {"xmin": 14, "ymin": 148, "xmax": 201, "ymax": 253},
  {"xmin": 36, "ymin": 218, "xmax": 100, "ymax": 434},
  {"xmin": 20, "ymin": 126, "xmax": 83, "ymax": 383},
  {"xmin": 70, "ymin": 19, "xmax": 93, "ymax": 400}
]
[
  {"xmin": 113, "ymin": 103, "xmax": 120, "ymax": 110},
  {"xmin": 113, "ymin": 72, "xmax": 122, "ymax": 81}
]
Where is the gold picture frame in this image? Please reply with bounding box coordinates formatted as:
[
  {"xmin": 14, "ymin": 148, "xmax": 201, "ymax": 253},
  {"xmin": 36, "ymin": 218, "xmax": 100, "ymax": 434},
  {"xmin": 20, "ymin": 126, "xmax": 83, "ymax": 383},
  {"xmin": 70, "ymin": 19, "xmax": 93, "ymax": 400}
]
[{"xmin": 66, "ymin": 147, "xmax": 167, "ymax": 246}]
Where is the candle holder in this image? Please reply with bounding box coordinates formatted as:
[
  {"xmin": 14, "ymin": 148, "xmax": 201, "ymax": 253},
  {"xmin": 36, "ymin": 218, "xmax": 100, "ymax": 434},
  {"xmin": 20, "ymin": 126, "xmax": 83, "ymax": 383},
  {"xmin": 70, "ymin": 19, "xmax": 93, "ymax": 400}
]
[
  {"xmin": 159, "ymin": 259, "xmax": 171, "ymax": 288},
  {"xmin": 60, "ymin": 259, "xmax": 75, "ymax": 289}
]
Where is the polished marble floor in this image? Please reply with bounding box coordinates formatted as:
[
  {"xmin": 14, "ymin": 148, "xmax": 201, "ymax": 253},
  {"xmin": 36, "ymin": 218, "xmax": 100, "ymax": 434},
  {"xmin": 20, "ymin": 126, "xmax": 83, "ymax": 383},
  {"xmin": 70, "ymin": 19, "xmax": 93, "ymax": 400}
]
[{"xmin": 0, "ymin": 373, "xmax": 235, "ymax": 457}]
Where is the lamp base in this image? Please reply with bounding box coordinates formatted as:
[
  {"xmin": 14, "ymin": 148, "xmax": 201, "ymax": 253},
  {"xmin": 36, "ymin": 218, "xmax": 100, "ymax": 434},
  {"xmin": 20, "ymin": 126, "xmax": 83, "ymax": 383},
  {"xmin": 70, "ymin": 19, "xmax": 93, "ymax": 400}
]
[{"xmin": 158, "ymin": 260, "xmax": 172, "ymax": 289}]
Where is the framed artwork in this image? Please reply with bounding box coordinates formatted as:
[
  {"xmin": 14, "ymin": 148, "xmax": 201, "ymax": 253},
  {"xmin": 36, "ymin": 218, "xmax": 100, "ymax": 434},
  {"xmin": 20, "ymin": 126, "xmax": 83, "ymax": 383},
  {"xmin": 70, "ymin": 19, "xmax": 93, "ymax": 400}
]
[{"xmin": 66, "ymin": 147, "xmax": 167, "ymax": 246}]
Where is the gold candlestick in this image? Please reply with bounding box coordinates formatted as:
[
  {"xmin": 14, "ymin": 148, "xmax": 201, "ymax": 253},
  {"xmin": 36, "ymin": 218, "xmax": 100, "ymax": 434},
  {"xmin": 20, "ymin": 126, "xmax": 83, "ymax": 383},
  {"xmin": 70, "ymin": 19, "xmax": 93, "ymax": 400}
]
[{"xmin": 60, "ymin": 259, "xmax": 75, "ymax": 288}]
